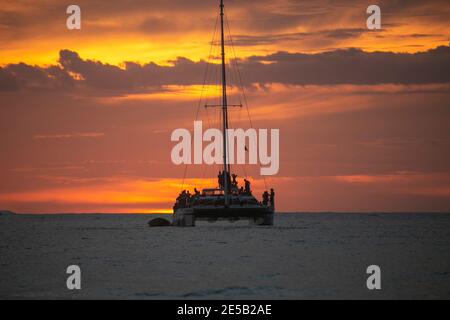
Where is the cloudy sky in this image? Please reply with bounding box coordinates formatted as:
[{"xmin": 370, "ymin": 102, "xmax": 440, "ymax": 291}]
[{"xmin": 1, "ymin": 0, "xmax": 450, "ymax": 213}]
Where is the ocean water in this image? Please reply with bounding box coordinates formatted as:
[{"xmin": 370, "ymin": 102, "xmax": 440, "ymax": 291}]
[{"xmin": 0, "ymin": 213, "xmax": 449, "ymax": 299}]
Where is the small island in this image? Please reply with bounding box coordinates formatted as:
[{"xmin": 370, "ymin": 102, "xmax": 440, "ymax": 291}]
[{"xmin": 0, "ymin": 210, "xmax": 16, "ymax": 216}]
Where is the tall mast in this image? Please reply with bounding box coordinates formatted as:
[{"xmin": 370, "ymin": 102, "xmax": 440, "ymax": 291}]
[{"xmin": 220, "ymin": 0, "xmax": 230, "ymax": 206}]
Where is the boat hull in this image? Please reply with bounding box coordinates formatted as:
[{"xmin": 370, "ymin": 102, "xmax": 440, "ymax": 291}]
[{"xmin": 173, "ymin": 206, "xmax": 274, "ymax": 226}]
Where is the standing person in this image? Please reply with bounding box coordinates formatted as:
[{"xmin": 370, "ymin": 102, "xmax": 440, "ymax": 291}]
[
  {"xmin": 231, "ymin": 173, "xmax": 238, "ymax": 188},
  {"xmin": 186, "ymin": 191, "xmax": 191, "ymax": 207},
  {"xmin": 270, "ymin": 188, "xmax": 275, "ymax": 208},
  {"xmin": 218, "ymin": 171, "xmax": 223, "ymax": 189},
  {"xmin": 262, "ymin": 191, "xmax": 269, "ymax": 206},
  {"xmin": 226, "ymin": 171, "xmax": 231, "ymax": 191},
  {"xmin": 244, "ymin": 179, "xmax": 251, "ymax": 195},
  {"xmin": 179, "ymin": 190, "xmax": 187, "ymax": 208}
]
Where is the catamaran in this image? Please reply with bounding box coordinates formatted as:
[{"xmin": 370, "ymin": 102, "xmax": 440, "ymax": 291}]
[{"xmin": 172, "ymin": 0, "xmax": 275, "ymax": 226}]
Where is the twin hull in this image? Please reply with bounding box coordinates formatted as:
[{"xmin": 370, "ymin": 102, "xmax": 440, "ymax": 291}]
[{"xmin": 173, "ymin": 206, "xmax": 274, "ymax": 226}]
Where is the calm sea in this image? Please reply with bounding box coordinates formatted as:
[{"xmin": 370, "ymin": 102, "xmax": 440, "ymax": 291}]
[{"xmin": 1, "ymin": 213, "xmax": 449, "ymax": 299}]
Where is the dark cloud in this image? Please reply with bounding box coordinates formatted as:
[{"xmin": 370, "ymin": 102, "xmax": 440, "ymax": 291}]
[
  {"xmin": 0, "ymin": 63, "xmax": 71, "ymax": 91},
  {"xmin": 0, "ymin": 68, "xmax": 19, "ymax": 91},
  {"xmin": 60, "ymin": 53, "xmax": 207, "ymax": 90},
  {"xmin": 0, "ymin": 44, "xmax": 449, "ymax": 92},
  {"xmin": 232, "ymin": 28, "xmax": 367, "ymax": 46},
  {"xmin": 242, "ymin": 45, "xmax": 450, "ymax": 85},
  {"xmin": 59, "ymin": 50, "xmax": 133, "ymax": 90}
]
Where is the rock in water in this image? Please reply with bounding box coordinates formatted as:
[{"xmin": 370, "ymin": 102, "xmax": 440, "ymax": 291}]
[{"xmin": 148, "ymin": 217, "xmax": 172, "ymax": 227}]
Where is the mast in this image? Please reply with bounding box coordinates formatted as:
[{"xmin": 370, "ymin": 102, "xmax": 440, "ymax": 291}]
[{"xmin": 220, "ymin": 0, "xmax": 230, "ymax": 206}]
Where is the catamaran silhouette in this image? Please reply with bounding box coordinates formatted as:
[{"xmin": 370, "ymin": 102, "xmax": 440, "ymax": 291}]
[{"xmin": 172, "ymin": 0, "xmax": 275, "ymax": 227}]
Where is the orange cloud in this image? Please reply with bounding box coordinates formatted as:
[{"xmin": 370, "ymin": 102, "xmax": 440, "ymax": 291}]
[{"xmin": 1, "ymin": 0, "xmax": 449, "ymax": 67}]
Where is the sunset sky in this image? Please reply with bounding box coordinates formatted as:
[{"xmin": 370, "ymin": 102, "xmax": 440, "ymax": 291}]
[{"xmin": 1, "ymin": 0, "xmax": 450, "ymax": 213}]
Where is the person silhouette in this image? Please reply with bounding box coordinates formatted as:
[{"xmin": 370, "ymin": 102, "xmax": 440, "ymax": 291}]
[
  {"xmin": 244, "ymin": 179, "xmax": 251, "ymax": 195},
  {"xmin": 218, "ymin": 171, "xmax": 223, "ymax": 189},
  {"xmin": 231, "ymin": 173, "xmax": 238, "ymax": 188},
  {"xmin": 262, "ymin": 191, "xmax": 269, "ymax": 206},
  {"xmin": 225, "ymin": 171, "xmax": 231, "ymax": 191},
  {"xmin": 270, "ymin": 188, "xmax": 275, "ymax": 208}
]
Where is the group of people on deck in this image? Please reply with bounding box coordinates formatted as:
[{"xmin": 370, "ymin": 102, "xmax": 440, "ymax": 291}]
[
  {"xmin": 262, "ymin": 189, "xmax": 275, "ymax": 208},
  {"xmin": 173, "ymin": 172, "xmax": 275, "ymax": 210},
  {"xmin": 217, "ymin": 171, "xmax": 274, "ymax": 207},
  {"xmin": 174, "ymin": 189, "xmax": 200, "ymax": 210},
  {"xmin": 217, "ymin": 171, "xmax": 251, "ymax": 195}
]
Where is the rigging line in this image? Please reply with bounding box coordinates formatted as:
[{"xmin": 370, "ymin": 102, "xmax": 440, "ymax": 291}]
[
  {"xmin": 224, "ymin": 20, "xmax": 248, "ymax": 179},
  {"xmin": 236, "ymin": 94, "xmax": 249, "ymax": 180},
  {"xmin": 225, "ymin": 15, "xmax": 254, "ymax": 129},
  {"xmin": 208, "ymin": 31, "xmax": 220, "ymax": 111},
  {"xmin": 206, "ymin": 21, "xmax": 221, "ymax": 111},
  {"xmin": 224, "ymin": 14, "xmax": 248, "ymax": 180},
  {"xmin": 202, "ymin": 47, "xmax": 218, "ymax": 184},
  {"xmin": 196, "ymin": 12, "xmax": 219, "ymax": 121},
  {"xmin": 225, "ymin": 14, "xmax": 267, "ymax": 190},
  {"xmin": 201, "ymin": 107, "xmax": 214, "ymax": 181},
  {"xmin": 232, "ymin": 67, "xmax": 250, "ymax": 179},
  {"xmin": 206, "ymin": 33, "xmax": 220, "ymax": 130},
  {"xmin": 225, "ymin": 27, "xmax": 242, "ymax": 108},
  {"xmin": 180, "ymin": 164, "xmax": 189, "ymax": 191},
  {"xmin": 206, "ymin": 30, "xmax": 220, "ymax": 132},
  {"xmin": 182, "ymin": 13, "xmax": 219, "ymax": 191},
  {"xmin": 204, "ymin": 108, "xmax": 220, "ymax": 185},
  {"xmin": 224, "ymin": 21, "xmax": 239, "ymax": 176}
]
